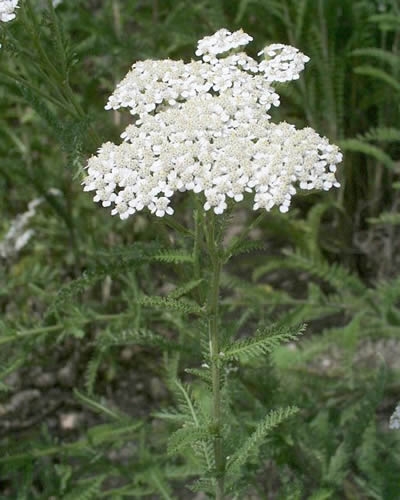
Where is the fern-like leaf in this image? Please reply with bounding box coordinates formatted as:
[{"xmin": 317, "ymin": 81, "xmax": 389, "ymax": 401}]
[
  {"xmin": 184, "ymin": 367, "xmax": 212, "ymax": 385},
  {"xmin": 167, "ymin": 424, "xmax": 210, "ymax": 456},
  {"xmin": 189, "ymin": 477, "xmax": 215, "ymax": 494},
  {"xmin": 350, "ymin": 48, "xmax": 400, "ymax": 68},
  {"xmin": 84, "ymin": 350, "xmax": 103, "ymax": 395},
  {"xmin": 87, "ymin": 421, "xmax": 143, "ymax": 446},
  {"xmin": 368, "ymin": 212, "xmax": 400, "ymax": 226},
  {"xmin": 227, "ymin": 406, "xmax": 299, "ymax": 473},
  {"xmin": 357, "ymin": 422, "xmax": 380, "ymax": 487},
  {"xmin": 254, "ymin": 250, "xmax": 365, "ymax": 296},
  {"xmin": 338, "ymin": 138, "xmax": 394, "ymax": 170},
  {"xmin": 49, "ymin": 242, "xmax": 188, "ymax": 315},
  {"xmin": 309, "ymin": 490, "xmax": 335, "ymax": 500},
  {"xmin": 74, "ymin": 390, "xmax": 126, "ymax": 421},
  {"xmin": 99, "ymin": 328, "xmax": 188, "ymax": 352},
  {"xmin": 222, "ymin": 323, "xmax": 306, "ymax": 362},
  {"xmin": 368, "ymin": 13, "xmax": 400, "ymax": 31},
  {"xmin": 353, "ymin": 65, "xmax": 400, "ymax": 93},
  {"xmin": 64, "ymin": 476, "xmax": 105, "ymax": 500},
  {"xmin": 324, "ymin": 442, "xmax": 350, "ymax": 486},
  {"xmin": 137, "ymin": 295, "xmax": 203, "ymax": 315},
  {"xmin": 172, "ymin": 380, "xmax": 202, "ymax": 426},
  {"xmin": 149, "ymin": 250, "xmax": 194, "ymax": 264},
  {"xmin": 169, "ymin": 380, "xmax": 215, "ymax": 472},
  {"xmin": 168, "ymin": 279, "xmax": 204, "ymax": 299},
  {"xmin": 0, "ymin": 357, "xmax": 25, "ymax": 392},
  {"xmin": 359, "ymin": 127, "xmax": 400, "ymax": 143},
  {"xmin": 228, "ymin": 240, "xmax": 266, "ymax": 258},
  {"xmin": 148, "ymin": 470, "xmax": 176, "ymax": 500}
]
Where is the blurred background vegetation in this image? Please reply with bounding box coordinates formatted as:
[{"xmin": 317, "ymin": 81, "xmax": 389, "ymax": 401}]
[{"xmin": 0, "ymin": 0, "xmax": 400, "ymax": 498}]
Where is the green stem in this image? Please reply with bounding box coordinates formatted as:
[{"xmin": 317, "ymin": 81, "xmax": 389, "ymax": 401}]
[
  {"xmin": 0, "ymin": 312, "xmax": 137, "ymax": 346},
  {"xmin": 161, "ymin": 216, "xmax": 194, "ymax": 237},
  {"xmin": 0, "ymin": 325, "xmax": 62, "ymax": 345},
  {"xmin": 24, "ymin": 0, "xmax": 64, "ymax": 84},
  {"xmin": 0, "ymin": 69, "xmax": 73, "ymax": 114},
  {"xmin": 21, "ymin": 0, "xmax": 101, "ymax": 147},
  {"xmin": 193, "ymin": 199, "xmax": 206, "ymax": 304},
  {"xmin": 225, "ymin": 212, "xmax": 265, "ymax": 262},
  {"xmin": 205, "ymin": 212, "xmax": 225, "ymax": 499}
]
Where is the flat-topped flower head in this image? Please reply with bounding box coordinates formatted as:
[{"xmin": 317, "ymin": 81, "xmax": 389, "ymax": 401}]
[
  {"xmin": 0, "ymin": 0, "xmax": 19, "ymax": 22},
  {"xmin": 84, "ymin": 29, "xmax": 342, "ymax": 218}
]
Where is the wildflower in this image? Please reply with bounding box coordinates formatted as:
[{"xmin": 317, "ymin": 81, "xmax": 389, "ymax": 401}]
[
  {"xmin": 84, "ymin": 29, "xmax": 342, "ymax": 218},
  {"xmin": 390, "ymin": 403, "xmax": 400, "ymax": 430},
  {"xmin": 0, "ymin": 189, "xmax": 61, "ymax": 259},
  {"xmin": 0, "ymin": 0, "xmax": 19, "ymax": 23}
]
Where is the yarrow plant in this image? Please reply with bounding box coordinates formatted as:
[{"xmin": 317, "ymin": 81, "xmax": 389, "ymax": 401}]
[{"xmin": 83, "ymin": 29, "xmax": 342, "ymax": 499}]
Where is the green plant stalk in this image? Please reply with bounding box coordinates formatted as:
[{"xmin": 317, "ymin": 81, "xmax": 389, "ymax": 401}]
[
  {"xmin": 225, "ymin": 211, "xmax": 265, "ymax": 262},
  {"xmin": 205, "ymin": 212, "xmax": 225, "ymax": 499},
  {"xmin": 0, "ymin": 69, "xmax": 73, "ymax": 114},
  {"xmin": 22, "ymin": 0, "xmax": 101, "ymax": 147},
  {"xmin": 0, "ymin": 312, "xmax": 138, "ymax": 346},
  {"xmin": 193, "ymin": 198, "xmax": 206, "ymax": 304}
]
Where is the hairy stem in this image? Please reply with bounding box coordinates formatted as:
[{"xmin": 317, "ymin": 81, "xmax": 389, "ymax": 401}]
[{"xmin": 205, "ymin": 212, "xmax": 225, "ymax": 499}]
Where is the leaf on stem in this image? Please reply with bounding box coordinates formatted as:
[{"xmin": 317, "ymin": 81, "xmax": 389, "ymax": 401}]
[
  {"xmin": 227, "ymin": 406, "xmax": 299, "ymax": 474},
  {"xmin": 167, "ymin": 424, "xmax": 210, "ymax": 456},
  {"xmin": 222, "ymin": 323, "xmax": 306, "ymax": 362},
  {"xmin": 99, "ymin": 328, "xmax": 189, "ymax": 353},
  {"xmin": 137, "ymin": 295, "xmax": 203, "ymax": 315},
  {"xmin": 74, "ymin": 390, "xmax": 126, "ymax": 421}
]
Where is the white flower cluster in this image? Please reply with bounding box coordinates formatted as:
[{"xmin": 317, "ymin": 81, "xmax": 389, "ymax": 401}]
[
  {"xmin": 0, "ymin": 0, "xmax": 19, "ymax": 23},
  {"xmin": 84, "ymin": 29, "xmax": 341, "ymax": 219},
  {"xmin": 0, "ymin": 189, "xmax": 61, "ymax": 259},
  {"xmin": 390, "ymin": 403, "xmax": 400, "ymax": 430},
  {"xmin": 258, "ymin": 44, "xmax": 310, "ymax": 82},
  {"xmin": 195, "ymin": 28, "xmax": 253, "ymax": 62}
]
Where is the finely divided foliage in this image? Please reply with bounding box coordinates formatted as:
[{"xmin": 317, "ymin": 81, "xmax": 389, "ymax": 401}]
[
  {"xmin": 83, "ymin": 29, "xmax": 342, "ymax": 218},
  {"xmin": 2, "ymin": 1, "xmax": 400, "ymax": 498}
]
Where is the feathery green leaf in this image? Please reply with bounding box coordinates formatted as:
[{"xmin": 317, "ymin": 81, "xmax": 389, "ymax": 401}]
[
  {"xmin": 222, "ymin": 323, "xmax": 306, "ymax": 362},
  {"xmin": 339, "ymin": 139, "xmax": 395, "ymax": 170},
  {"xmin": 137, "ymin": 295, "xmax": 203, "ymax": 315},
  {"xmin": 353, "ymin": 66, "xmax": 400, "ymax": 93},
  {"xmin": 228, "ymin": 406, "xmax": 299, "ymax": 473}
]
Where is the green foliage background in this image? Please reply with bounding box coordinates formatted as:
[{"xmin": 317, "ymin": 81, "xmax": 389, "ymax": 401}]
[{"xmin": 0, "ymin": 0, "xmax": 399, "ymax": 498}]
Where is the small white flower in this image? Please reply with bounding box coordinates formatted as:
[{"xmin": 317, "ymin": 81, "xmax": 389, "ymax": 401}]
[
  {"xmin": 0, "ymin": 0, "xmax": 19, "ymax": 22},
  {"xmin": 149, "ymin": 196, "xmax": 174, "ymax": 217}
]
